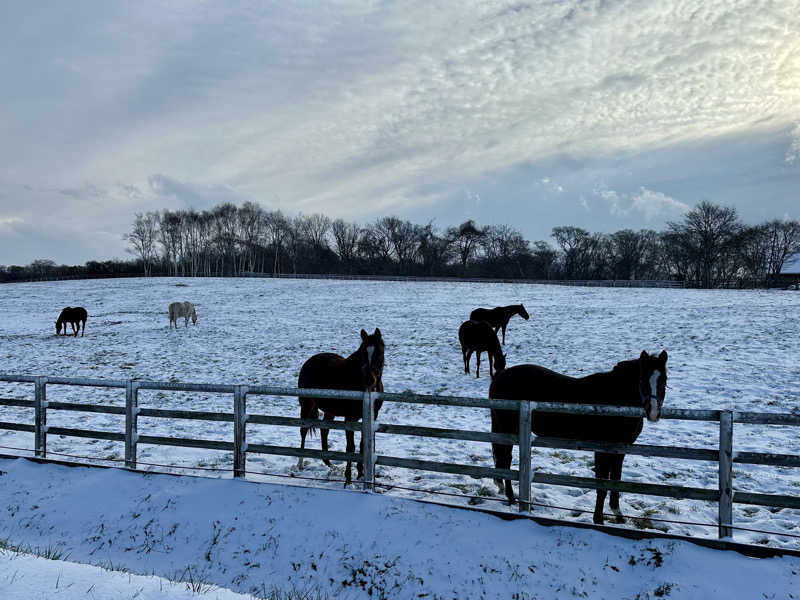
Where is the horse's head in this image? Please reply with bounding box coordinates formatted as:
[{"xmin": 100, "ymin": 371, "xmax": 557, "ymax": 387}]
[
  {"xmin": 517, "ymin": 304, "xmax": 530, "ymax": 320},
  {"xmin": 639, "ymin": 350, "xmax": 668, "ymax": 422},
  {"xmin": 54, "ymin": 320, "xmax": 60, "ymax": 335},
  {"xmin": 358, "ymin": 328, "xmax": 385, "ymax": 391}
]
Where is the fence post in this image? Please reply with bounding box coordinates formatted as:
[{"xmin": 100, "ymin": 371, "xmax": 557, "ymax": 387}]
[
  {"xmin": 718, "ymin": 410, "xmax": 734, "ymax": 539},
  {"xmin": 233, "ymin": 385, "xmax": 248, "ymax": 479},
  {"xmin": 34, "ymin": 377, "xmax": 47, "ymax": 458},
  {"xmin": 125, "ymin": 381, "xmax": 139, "ymax": 469},
  {"xmin": 518, "ymin": 400, "xmax": 532, "ymax": 513},
  {"xmin": 361, "ymin": 390, "xmax": 376, "ymax": 492}
]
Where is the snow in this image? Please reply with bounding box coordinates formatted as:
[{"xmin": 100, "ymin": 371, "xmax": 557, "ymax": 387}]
[
  {"xmin": 1, "ymin": 459, "xmax": 798, "ymax": 600},
  {"xmin": 0, "ymin": 276, "xmax": 799, "ymax": 561},
  {"xmin": 1, "ymin": 550, "xmax": 256, "ymax": 600}
]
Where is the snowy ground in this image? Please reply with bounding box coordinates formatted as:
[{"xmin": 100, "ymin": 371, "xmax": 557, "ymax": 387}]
[
  {"xmin": 1, "ymin": 459, "xmax": 799, "ymax": 600},
  {"xmin": 1, "ymin": 277, "xmax": 799, "ymax": 551}
]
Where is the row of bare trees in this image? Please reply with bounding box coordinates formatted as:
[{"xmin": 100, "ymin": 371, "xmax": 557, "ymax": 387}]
[{"xmin": 117, "ymin": 201, "xmax": 800, "ymax": 288}]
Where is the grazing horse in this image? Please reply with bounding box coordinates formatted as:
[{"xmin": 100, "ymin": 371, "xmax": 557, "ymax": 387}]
[
  {"xmin": 55, "ymin": 307, "xmax": 88, "ymax": 337},
  {"xmin": 489, "ymin": 350, "xmax": 668, "ymax": 525},
  {"xmin": 297, "ymin": 328, "xmax": 385, "ymax": 485},
  {"xmin": 469, "ymin": 304, "xmax": 529, "ymax": 344},
  {"xmin": 168, "ymin": 301, "xmax": 197, "ymax": 328},
  {"xmin": 458, "ymin": 320, "xmax": 506, "ymax": 378}
]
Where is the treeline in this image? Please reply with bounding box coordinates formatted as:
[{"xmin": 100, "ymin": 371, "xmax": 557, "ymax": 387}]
[
  {"xmin": 2, "ymin": 201, "xmax": 798, "ymax": 287},
  {"xmin": 120, "ymin": 200, "xmax": 799, "ymax": 287}
]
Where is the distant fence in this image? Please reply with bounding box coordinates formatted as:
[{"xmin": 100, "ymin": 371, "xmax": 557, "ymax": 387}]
[
  {"xmin": 240, "ymin": 272, "xmax": 686, "ymax": 288},
  {"xmin": 0, "ymin": 272, "xmax": 685, "ymax": 288},
  {"xmin": 1, "ymin": 374, "xmax": 799, "ymax": 542}
]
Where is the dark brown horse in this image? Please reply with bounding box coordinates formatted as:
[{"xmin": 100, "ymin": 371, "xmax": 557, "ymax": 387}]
[
  {"xmin": 489, "ymin": 350, "xmax": 668, "ymax": 525},
  {"xmin": 297, "ymin": 328, "xmax": 385, "ymax": 485},
  {"xmin": 470, "ymin": 304, "xmax": 529, "ymax": 344},
  {"xmin": 55, "ymin": 306, "xmax": 88, "ymax": 337},
  {"xmin": 458, "ymin": 320, "xmax": 506, "ymax": 378}
]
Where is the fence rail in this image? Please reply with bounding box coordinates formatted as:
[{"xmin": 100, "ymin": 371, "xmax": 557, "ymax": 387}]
[{"xmin": 1, "ymin": 373, "xmax": 798, "ymax": 543}]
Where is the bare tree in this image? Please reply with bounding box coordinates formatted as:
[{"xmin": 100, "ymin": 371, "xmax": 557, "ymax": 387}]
[
  {"xmin": 764, "ymin": 219, "xmax": 800, "ymax": 279},
  {"xmin": 417, "ymin": 222, "xmax": 452, "ymax": 275},
  {"xmin": 448, "ymin": 220, "xmax": 486, "ymax": 274},
  {"xmin": 124, "ymin": 212, "xmax": 159, "ymax": 276},
  {"xmin": 264, "ymin": 210, "xmax": 288, "ymax": 275},
  {"xmin": 551, "ymin": 226, "xmax": 593, "ymax": 279},
  {"xmin": 331, "ymin": 218, "xmax": 360, "ymax": 271},
  {"xmin": 666, "ymin": 201, "xmax": 742, "ymax": 288}
]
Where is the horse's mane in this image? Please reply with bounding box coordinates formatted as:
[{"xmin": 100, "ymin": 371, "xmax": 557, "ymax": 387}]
[{"xmin": 611, "ymin": 358, "xmax": 639, "ymax": 376}]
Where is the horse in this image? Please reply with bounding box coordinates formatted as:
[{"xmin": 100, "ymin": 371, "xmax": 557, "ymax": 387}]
[
  {"xmin": 297, "ymin": 328, "xmax": 385, "ymax": 486},
  {"xmin": 469, "ymin": 304, "xmax": 529, "ymax": 344},
  {"xmin": 55, "ymin": 306, "xmax": 87, "ymax": 337},
  {"xmin": 489, "ymin": 350, "xmax": 668, "ymax": 525},
  {"xmin": 168, "ymin": 301, "xmax": 197, "ymax": 328},
  {"xmin": 458, "ymin": 320, "xmax": 506, "ymax": 378}
]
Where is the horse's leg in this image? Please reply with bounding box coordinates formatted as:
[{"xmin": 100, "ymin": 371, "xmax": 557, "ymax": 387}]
[
  {"xmin": 462, "ymin": 346, "xmax": 469, "ymax": 374},
  {"xmin": 344, "ymin": 428, "xmax": 356, "ymax": 487},
  {"xmin": 72, "ymin": 321, "xmax": 78, "ymax": 337},
  {"xmin": 501, "ymin": 324, "xmax": 507, "ymax": 344},
  {"xmin": 81, "ymin": 319, "xmax": 85, "ymax": 337},
  {"xmin": 320, "ymin": 412, "xmax": 334, "ymax": 467},
  {"xmin": 351, "ymin": 415, "xmax": 364, "ymax": 480},
  {"xmin": 488, "ymin": 353, "xmax": 494, "ymax": 377},
  {"xmin": 593, "ymin": 452, "xmax": 613, "ymax": 525},
  {"xmin": 475, "ymin": 352, "xmax": 481, "ymax": 378},
  {"xmin": 298, "ymin": 424, "xmax": 308, "ymax": 470},
  {"xmin": 490, "ymin": 409, "xmax": 515, "ymax": 501},
  {"xmin": 298, "ymin": 398, "xmax": 317, "ymax": 470},
  {"xmin": 609, "ymin": 454, "xmax": 626, "ymax": 523}
]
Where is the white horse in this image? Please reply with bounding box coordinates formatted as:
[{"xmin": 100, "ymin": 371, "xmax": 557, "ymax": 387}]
[{"xmin": 168, "ymin": 301, "xmax": 197, "ymax": 329}]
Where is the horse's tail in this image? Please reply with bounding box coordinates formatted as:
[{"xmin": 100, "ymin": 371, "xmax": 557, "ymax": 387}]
[{"xmin": 299, "ymin": 397, "xmax": 319, "ymax": 436}]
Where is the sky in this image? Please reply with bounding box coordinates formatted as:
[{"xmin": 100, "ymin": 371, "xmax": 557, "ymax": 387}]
[{"xmin": 1, "ymin": 0, "xmax": 799, "ymax": 265}]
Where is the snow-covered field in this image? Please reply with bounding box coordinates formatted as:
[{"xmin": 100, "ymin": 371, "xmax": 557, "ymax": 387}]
[
  {"xmin": 1, "ymin": 459, "xmax": 799, "ymax": 600},
  {"xmin": 1, "ymin": 277, "xmax": 799, "ymax": 552}
]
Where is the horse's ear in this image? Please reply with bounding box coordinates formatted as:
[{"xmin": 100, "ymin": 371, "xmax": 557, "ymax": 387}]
[
  {"xmin": 658, "ymin": 350, "xmax": 668, "ymax": 365},
  {"xmin": 374, "ymin": 327, "xmax": 382, "ymax": 338},
  {"xmin": 640, "ymin": 350, "xmax": 649, "ymax": 362},
  {"xmin": 361, "ymin": 329, "xmax": 368, "ymax": 341}
]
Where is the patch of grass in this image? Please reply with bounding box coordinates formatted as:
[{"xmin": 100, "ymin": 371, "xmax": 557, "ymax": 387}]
[
  {"xmin": 654, "ymin": 582, "xmax": 675, "ymax": 596},
  {"xmin": 551, "ymin": 450, "xmax": 574, "ymax": 464},
  {"xmin": 0, "ymin": 538, "xmax": 71, "ymax": 561},
  {"xmin": 251, "ymin": 585, "xmax": 328, "ymax": 600},
  {"xmin": 632, "ymin": 508, "xmax": 659, "ymax": 531}
]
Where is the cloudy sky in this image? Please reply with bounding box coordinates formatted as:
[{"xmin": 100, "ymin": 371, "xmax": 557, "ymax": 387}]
[{"xmin": 1, "ymin": 0, "xmax": 798, "ymax": 265}]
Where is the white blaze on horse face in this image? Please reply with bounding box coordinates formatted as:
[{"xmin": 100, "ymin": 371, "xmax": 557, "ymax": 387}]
[
  {"xmin": 366, "ymin": 345, "xmax": 374, "ymax": 365},
  {"xmin": 647, "ymin": 369, "xmax": 663, "ymax": 421}
]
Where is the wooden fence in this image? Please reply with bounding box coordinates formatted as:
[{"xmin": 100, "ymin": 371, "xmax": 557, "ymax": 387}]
[{"xmin": 1, "ymin": 374, "xmax": 799, "ymax": 542}]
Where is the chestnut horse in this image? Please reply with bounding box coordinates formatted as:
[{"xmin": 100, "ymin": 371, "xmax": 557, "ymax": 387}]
[
  {"xmin": 469, "ymin": 304, "xmax": 529, "ymax": 344},
  {"xmin": 489, "ymin": 350, "xmax": 668, "ymax": 524},
  {"xmin": 458, "ymin": 320, "xmax": 506, "ymax": 378},
  {"xmin": 297, "ymin": 328, "xmax": 385, "ymax": 485},
  {"xmin": 55, "ymin": 306, "xmax": 87, "ymax": 337}
]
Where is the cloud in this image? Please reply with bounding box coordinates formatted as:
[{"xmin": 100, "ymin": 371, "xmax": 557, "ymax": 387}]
[
  {"xmin": 147, "ymin": 174, "xmax": 250, "ymax": 210},
  {"xmin": 590, "ymin": 186, "xmax": 689, "ymax": 222},
  {"xmin": 787, "ymin": 124, "xmax": 800, "ymax": 165},
  {"xmin": 0, "ymin": 1, "xmax": 798, "ymax": 263},
  {"xmin": 631, "ymin": 188, "xmax": 691, "ymax": 220}
]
